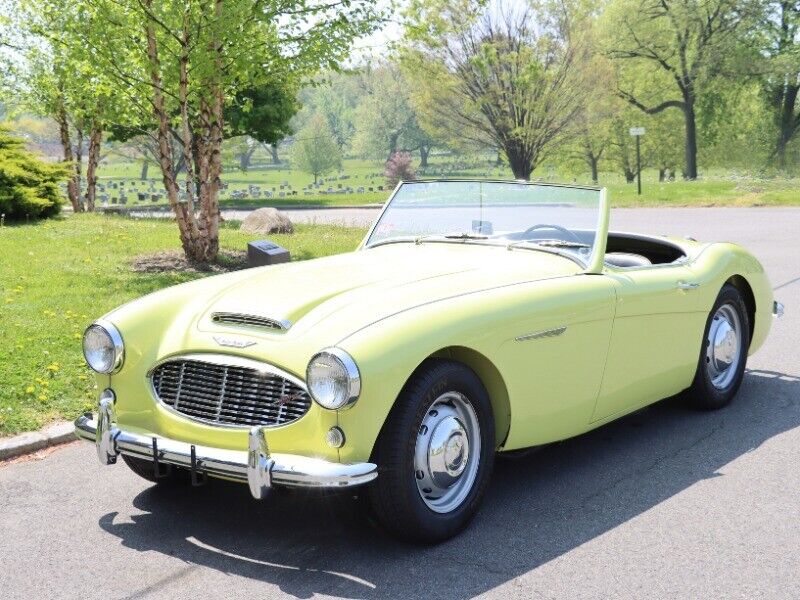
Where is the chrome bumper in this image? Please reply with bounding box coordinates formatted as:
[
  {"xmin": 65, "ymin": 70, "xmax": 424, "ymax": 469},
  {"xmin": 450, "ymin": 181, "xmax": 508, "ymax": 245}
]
[
  {"xmin": 74, "ymin": 399, "xmax": 377, "ymax": 496},
  {"xmin": 774, "ymin": 301, "xmax": 785, "ymax": 319}
]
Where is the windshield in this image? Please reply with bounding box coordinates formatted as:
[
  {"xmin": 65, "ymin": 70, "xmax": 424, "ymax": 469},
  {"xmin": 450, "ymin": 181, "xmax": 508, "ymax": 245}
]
[{"xmin": 364, "ymin": 180, "xmax": 605, "ymax": 266}]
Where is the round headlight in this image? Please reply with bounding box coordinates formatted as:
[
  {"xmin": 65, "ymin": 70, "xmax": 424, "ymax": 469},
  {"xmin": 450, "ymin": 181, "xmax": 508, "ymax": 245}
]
[
  {"xmin": 82, "ymin": 320, "xmax": 124, "ymax": 374},
  {"xmin": 306, "ymin": 348, "xmax": 361, "ymax": 410}
]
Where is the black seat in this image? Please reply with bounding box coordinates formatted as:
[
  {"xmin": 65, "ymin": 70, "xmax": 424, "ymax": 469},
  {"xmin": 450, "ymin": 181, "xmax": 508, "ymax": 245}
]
[{"xmin": 604, "ymin": 252, "xmax": 652, "ymax": 268}]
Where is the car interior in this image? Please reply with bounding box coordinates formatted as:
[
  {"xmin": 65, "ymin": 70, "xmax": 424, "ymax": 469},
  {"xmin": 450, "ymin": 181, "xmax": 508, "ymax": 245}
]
[{"xmin": 489, "ymin": 223, "xmax": 689, "ymax": 269}]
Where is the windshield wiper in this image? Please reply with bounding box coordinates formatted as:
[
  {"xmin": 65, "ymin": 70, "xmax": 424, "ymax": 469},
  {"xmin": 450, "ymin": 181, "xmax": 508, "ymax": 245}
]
[
  {"xmin": 415, "ymin": 232, "xmax": 489, "ymax": 244},
  {"xmin": 507, "ymin": 239, "xmax": 589, "ymax": 250},
  {"xmin": 536, "ymin": 239, "xmax": 590, "ymax": 248}
]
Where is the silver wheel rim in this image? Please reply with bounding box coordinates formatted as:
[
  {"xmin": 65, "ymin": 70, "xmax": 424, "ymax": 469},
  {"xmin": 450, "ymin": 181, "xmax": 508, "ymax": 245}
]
[
  {"xmin": 414, "ymin": 391, "xmax": 481, "ymax": 514},
  {"xmin": 706, "ymin": 303, "xmax": 742, "ymax": 390}
]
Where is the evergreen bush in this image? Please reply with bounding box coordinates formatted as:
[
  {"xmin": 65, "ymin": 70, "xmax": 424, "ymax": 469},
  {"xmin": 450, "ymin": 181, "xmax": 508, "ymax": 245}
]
[{"xmin": 0, "ymin": 126, "xmax": 69, "ymax": 220}]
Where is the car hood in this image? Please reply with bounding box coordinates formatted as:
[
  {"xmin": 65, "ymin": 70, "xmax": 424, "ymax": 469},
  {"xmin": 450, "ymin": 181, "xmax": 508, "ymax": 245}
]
[{"xmin": 197, "ymin": 242, "xmax": 583, "ymax": 344}]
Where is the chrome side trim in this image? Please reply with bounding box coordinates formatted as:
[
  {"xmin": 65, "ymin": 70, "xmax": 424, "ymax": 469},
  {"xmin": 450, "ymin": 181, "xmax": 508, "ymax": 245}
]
[
  {"xmin": 515, "ymin": 326, "xmax": 567, "ymax": 342},
  {"xmin": 74, "ymin": 414, "xmax": 378, "ymax": 491},
  {"xmin": 146, "ymin": 353, "xmax": 308, "ymax": 430}
]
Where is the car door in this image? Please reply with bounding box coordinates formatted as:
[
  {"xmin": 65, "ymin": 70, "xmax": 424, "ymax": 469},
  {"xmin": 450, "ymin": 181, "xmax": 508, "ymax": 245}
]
[
  {"xmin": 591, "ymin": 263, "xmax": 707, "ymax": 422},
  {"xmin": 498, "ymin": 275, "xmax": 618, "ymax": 450}
]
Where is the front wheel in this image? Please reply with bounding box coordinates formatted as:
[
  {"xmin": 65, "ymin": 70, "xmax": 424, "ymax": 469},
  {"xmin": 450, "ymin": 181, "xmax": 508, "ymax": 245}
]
[
  {"xmin": 686, "ymin": 284, "xmax": 750, "ymax": 410},
  {"xmin": 367, "ymin": 359, "xmax": 495, "ymax": 543}
]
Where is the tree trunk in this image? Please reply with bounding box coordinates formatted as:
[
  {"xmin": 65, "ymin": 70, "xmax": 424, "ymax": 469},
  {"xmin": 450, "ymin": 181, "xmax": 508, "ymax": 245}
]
[
  {"xmin": 588, "ymin": 153, "xmax": 599, "ymax": 184},
  {"xmin": 683, "ymin": 94, "xmax": 698, "ymax": 180},
  {"xmin": 387, "ymin": 132, "xmax": 400, "ymax": 161},
  {"xmin": 84, "ymin": 124, "xmax": 102, "ymax": 212},
  {"xmin": 56, "ymin": 103, "xmax": 82, "ymax": 213},
  {"xmin": 624, "ymin": 167, "xmax": 635, "ymax": 183},
  {"xmin": 269, "ymin": 143, "xmax": 280, "ymax": 164},
  {"xmin": 775, "ymin": 83, "xmax": 799, "ymax": 169},
  {"xmin": 239, "ymin": 145, "xmax": 256, "ymax": 171},
  {"xmin": 419, "ymin": 145, "xmax": 430, "ymax": 168},
  {"xmin": 504, "ymin": 142, "xmax": 533, "ymax": 180},
  {"xmin": 658, "ymin": 167, "xmax": 666, "ymax": 182},
  {"xmin": 192, "ymin": 0, "xmax": 223, "ymax": 263},
  {"xmin": 140, "ymin": 159, "xmax": 149, "ymax": 180},
  {"xmin": 144, "ymin": 0, "xmax": 200, "ymax": 260}
]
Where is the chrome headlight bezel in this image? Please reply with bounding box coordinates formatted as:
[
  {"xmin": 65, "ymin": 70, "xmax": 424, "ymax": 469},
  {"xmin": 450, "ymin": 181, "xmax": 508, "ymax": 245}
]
[
  {"xmin": 306, "ymin": 347, "xmax": 361, "ymax": 410},
  {"xmin": 82, "ymin": 319, "xmax": 125, "ymax": 374}
]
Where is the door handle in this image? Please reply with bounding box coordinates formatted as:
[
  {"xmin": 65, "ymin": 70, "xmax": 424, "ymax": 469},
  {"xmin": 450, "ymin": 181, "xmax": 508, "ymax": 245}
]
[{"xmin": 677, "ymin": 281, "xmax": 700, "ymax": 290}]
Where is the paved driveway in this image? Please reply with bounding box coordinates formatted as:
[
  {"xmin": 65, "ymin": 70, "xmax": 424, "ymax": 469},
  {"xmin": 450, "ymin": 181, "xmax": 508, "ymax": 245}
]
[{"xmin": 1, "ymin": 208, "xmax": 798, "ymax": 599}]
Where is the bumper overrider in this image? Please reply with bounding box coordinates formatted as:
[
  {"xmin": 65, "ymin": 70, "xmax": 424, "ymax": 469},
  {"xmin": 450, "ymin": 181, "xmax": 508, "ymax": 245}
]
[{"xmin": 74, "ymin": 398, "xmax": 378, "ymax": 498}]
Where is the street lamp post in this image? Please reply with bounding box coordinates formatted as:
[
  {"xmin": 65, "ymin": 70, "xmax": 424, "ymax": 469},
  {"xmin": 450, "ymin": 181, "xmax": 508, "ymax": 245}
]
[{"xmin": 629, "ymin": 127, "xmax": 646, "ymax": 195}]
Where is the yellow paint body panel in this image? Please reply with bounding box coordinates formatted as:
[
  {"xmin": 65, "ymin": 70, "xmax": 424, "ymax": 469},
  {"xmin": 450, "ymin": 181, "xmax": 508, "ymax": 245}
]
[{"xmin": 94, "ymin": 212, "xmax": 775, "ymax": 467}]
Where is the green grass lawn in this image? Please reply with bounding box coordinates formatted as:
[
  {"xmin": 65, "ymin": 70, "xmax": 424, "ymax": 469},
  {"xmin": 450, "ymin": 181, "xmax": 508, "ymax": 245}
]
[{"xmin": 0, "ymin": 214, "xmax": 366, "ymax": 436}]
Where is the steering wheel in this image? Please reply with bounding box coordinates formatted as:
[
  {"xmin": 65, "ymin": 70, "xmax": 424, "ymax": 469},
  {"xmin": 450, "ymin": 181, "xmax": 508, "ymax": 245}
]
[{"xmin": 523, "ymin": 224, "xmax": 583, "ymax": 243}]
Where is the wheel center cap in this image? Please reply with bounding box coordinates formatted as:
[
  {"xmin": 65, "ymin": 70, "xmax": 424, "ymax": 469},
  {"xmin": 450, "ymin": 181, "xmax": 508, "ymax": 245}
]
[
  {"xmin": 444, "ymin": 433, "xmax": 467, "ymax": 476},
  {"xmin": 712, "ymin": 320, "xmax": 737, "ymax": 367},
  {"xmin": 427, "ymin": 416, "xmax": 470, "ymax": 487}
]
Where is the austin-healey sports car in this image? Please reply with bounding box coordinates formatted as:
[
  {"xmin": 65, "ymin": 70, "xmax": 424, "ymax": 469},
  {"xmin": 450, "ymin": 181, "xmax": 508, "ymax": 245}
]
[{"xmin": 75, "ymin": 180, "xmax": 783, "ymax": 542}]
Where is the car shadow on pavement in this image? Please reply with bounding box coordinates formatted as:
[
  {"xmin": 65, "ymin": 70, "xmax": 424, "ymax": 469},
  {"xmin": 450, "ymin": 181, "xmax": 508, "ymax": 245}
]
[{"xmin": 98, "ymin": 369, "xmax": 800, "ymax": 600}]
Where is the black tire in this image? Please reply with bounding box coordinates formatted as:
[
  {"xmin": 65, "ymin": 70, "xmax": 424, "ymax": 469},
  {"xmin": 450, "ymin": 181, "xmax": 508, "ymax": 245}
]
[
  {"xmin": 367, "ymin": 359, "xmax": 495, "ymax": 543},
  {"xmin": 121, "ymin": 454, "xmax": 183, "ymax": 484},
  {"xmin": 685, "ymin": 283, "xmax": 750, "ymax": 410}
]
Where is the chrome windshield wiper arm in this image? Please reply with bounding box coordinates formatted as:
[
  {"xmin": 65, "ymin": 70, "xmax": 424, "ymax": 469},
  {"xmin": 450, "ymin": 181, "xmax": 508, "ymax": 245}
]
[
  {"xmin": 506, "ymin": 239, "xmax": 588, "ymax": 250},
  {"xmin": 415, "ymin": 232, "xmax": 489, "ymax": 244}
]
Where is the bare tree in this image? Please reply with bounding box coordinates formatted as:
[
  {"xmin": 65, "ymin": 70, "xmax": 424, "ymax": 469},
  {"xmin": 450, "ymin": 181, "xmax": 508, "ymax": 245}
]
[{"xmin": 403, "ymin": 0, "xmax": 592, "ymax": 180}]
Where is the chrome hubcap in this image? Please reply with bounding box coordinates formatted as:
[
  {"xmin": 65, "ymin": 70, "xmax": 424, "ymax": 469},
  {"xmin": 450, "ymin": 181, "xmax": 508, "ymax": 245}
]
[
  {"xmin": 706, "ymin": 304, "xmax": 742, "ymax": 390},
  {"xmin": 414, "ymin": 391, "xmax": 480, "ymax": 514}
]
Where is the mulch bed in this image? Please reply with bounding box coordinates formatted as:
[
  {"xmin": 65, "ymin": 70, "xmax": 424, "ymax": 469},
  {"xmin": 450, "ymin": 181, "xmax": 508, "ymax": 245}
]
[{"xmin": 130, "ymin": 250, "xmax": 248, "ymax": 274}]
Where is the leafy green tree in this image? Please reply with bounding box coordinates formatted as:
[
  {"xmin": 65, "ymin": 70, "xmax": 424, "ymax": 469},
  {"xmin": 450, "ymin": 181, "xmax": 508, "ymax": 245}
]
[
  {"xmin": 292, "ymin": 114, "xmax": 342, "ymax": 184},
  {"xmin": 0, "ymin": 126, "xmax": 69, "ymax": 219},
  {"xmin": 353, "ymin": 62, "xmax": 436, "ymax": 165},
  {"xmin": 226, "ymin": 82, "xmax": 298, "ymax": 169},
  {"xmin": 295, "ymin": 71, "xmax": 364, "ymax": 152},
  {"xmin": 68, "ymin": 0, "xmax": 380, "ymax": 262},
  {"xmin": 603, "ymin": 0, "xmax": 753, "ymax": 179},
  {"xmin": 753, "ymin": 1, "xmax": 800, "ymax": 169}
]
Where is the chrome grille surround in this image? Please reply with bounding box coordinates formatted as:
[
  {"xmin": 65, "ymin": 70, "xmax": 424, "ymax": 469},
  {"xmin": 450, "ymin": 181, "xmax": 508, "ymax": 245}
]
[
  {"xmin": 148, "ymin": 354, "xmax": 311, "ymax": 429},
  {"xmin": 211, "ymin": 312, "xmax": 290, "ymax": 331}
]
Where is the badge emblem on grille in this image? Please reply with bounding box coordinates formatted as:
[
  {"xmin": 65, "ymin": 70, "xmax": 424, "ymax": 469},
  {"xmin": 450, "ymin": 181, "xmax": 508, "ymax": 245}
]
[{"xmin": 213, "ymin": 335, "xmax": 256, "ymax": 349}]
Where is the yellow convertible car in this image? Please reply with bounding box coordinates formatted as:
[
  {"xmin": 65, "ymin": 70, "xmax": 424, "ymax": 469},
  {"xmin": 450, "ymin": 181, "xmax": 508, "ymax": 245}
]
[{"xmin": 75, "ymin": 180, "xmax": 783, "ymax": 542}]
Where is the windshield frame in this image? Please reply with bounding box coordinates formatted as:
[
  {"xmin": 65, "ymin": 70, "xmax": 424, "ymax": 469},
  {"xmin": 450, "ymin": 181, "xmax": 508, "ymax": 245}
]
[{"xmin": 359, "ymin": 179, "xmax": 609, "ymax": 273}]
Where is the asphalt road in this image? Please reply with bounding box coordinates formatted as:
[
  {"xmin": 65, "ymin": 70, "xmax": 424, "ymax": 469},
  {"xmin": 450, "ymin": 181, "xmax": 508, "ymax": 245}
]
[{"xmin": 1, "ymin": 208, "xmax": 799, "ymax": 600}]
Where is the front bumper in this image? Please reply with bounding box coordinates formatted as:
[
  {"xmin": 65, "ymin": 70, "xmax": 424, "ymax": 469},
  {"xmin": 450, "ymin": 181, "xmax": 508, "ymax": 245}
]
[{"xmin": 74, "ymin": 398, "xmax": 377, "ymax": 497}]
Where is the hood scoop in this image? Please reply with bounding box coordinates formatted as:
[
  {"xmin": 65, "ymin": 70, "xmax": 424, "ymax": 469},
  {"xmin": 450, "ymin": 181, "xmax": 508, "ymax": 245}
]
[{"xmin": 211, "ymin": 312, "xmax": 291, "ymax": 331}]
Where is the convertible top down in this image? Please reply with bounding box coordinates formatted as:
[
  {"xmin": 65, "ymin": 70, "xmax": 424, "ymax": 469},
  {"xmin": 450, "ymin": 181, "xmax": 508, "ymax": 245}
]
[{"xmin": 76, "ymin": 180, "xmax": 783, "ymax": 542}]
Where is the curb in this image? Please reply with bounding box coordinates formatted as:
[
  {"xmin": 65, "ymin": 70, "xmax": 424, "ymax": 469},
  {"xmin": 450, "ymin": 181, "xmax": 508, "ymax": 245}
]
[{"xmin": 0, "ymin": 421, "xmax": 76, "ymax": 460}]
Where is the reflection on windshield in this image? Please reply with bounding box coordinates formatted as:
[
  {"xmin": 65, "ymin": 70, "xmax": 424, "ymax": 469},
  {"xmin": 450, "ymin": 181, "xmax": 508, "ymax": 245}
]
[{"xmin": 365, "ymin": 181, "xmax": 603, "ymax": 263}]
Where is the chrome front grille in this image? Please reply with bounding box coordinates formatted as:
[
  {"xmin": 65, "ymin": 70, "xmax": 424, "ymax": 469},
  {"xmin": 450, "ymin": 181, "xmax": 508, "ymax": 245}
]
[
  {"xmin": 150, "ymin": 357, "xmax": 310, "ymax": 428},
  {"xmin": 211, "ymin": 312, "xmax": 288, "ymax": 331}
]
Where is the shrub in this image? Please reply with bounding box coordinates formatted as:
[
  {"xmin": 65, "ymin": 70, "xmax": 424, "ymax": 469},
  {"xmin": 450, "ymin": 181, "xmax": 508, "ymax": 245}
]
[
  {"xmin": 384, "ymin": 152, "xmax": 416, "ymax": 188},
  {"xmin": 0, "ymin": 126, "xmax": 69, "ymax": 220}
]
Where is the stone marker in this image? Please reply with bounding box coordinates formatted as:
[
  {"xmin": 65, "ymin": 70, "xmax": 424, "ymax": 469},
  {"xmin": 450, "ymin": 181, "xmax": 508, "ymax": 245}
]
[
  {"xmin": 240, "ymin": 207, "xmax": 294, "ymax": 234},
  {"xmin": 247, "ymin": 240, "xmax": 290, "ymax": 267}
]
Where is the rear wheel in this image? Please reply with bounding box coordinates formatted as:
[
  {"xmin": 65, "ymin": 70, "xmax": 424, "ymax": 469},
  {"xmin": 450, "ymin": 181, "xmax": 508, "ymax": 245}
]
[
  {"xmin": 367, "ymin": 359, "xmax": 495, "ymax": 543},
  {"xmin": 686, "ymin": 284, "xmax": 750, "ymax": 410}
]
